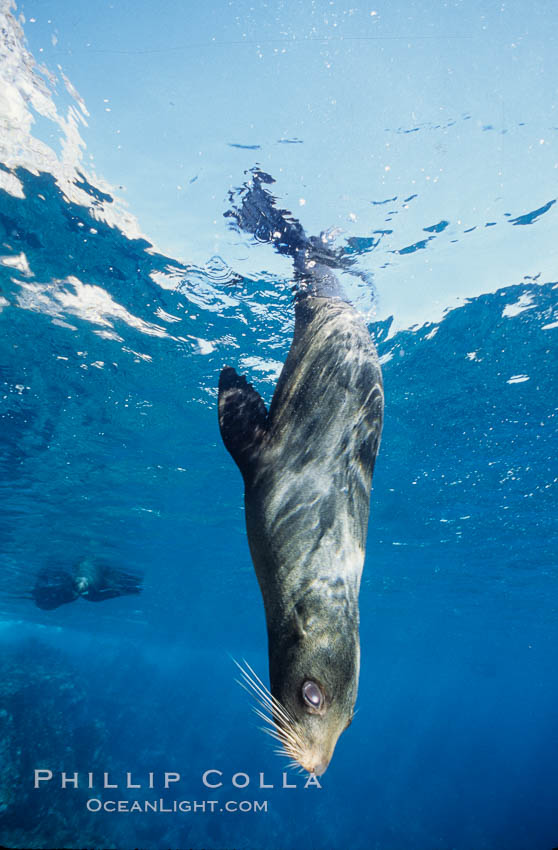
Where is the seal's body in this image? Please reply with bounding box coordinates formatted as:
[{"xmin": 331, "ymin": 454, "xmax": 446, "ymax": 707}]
[
  {"xmin": 219, "ymin": 171, "xmax": 383, "ymax": 774},
  {"xmin": 32, "ymin": 559, "xmax": 142, "ymax": 610}
]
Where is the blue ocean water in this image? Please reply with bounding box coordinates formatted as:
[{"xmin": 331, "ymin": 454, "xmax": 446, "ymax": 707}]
[
  {"xmin": 1, "ymin": 161, "xmax": 557, "ymax": 849},
  {"xmin": 1, "ymin": 2, "xmax": 558, "ymax": 849}
]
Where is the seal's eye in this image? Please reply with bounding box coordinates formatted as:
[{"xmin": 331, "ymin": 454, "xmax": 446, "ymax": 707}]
[{"xmin": 302, "ymin": 680, "xmax": 324, "ymax": 710}]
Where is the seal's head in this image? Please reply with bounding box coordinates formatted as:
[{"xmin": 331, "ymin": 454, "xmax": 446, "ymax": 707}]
[
  {"xmin": 237, "ymin": 612, "xmax": 359, "ymax": 776},
  {"xmin": 74, "ymin": 575, "xmax": 90, "ymax": 594}
]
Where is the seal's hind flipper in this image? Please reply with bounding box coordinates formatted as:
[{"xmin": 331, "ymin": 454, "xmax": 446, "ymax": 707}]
[
  {"xmin": 225, "ymin": 168, "xmax": 349, "ymax": 300},
  {"xmin": 225, "ymin": 168, "xmax": 307, "ymax": 258},
  {"xmin": 81, "ymin": 565, "xmax": 143, "ymax": 602},
  {"xmin": 218, "ymin": 366, "xmax": 268, "ymax": 483}
]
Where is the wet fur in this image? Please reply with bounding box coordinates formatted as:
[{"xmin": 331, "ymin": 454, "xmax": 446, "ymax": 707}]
[{"xmin": 219, "ymin": 172, "xmax": 383, "ymax": 773}]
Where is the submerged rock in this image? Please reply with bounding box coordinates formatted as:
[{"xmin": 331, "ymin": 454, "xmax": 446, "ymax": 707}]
[{"xmin": 0, "ymin": 638, "xmax": 111, "ymax": 849}]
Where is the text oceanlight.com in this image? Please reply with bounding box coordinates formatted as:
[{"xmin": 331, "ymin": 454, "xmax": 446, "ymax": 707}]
[
  {"xmin": 33, "ymin": 769, "xmax": 321, "ymax": 813},
  {"xmin": 86, "ymin": 798, "xmax": 269, "ymax": 813}
]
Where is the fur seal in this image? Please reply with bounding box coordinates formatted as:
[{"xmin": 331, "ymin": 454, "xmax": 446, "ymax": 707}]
[
  {"xmin": 32, "ymin": 559, "xmax": 142, "ymax": 610},
  {"xmin": 218, "ymin": 170, "xmax": 384, "ymax": 775}
]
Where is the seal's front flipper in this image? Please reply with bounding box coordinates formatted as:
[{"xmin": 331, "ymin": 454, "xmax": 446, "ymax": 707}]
[
  {"xmin": 32, "ymin": 566, "xmax": 79, "ymax": 610},
  {"xmin": 218, "ymin": 366, "xmax": 268, "ymax": 483}
]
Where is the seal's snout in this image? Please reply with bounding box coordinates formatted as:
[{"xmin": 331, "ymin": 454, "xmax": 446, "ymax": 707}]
[
  {"xmin": 296, "ymin": 732, "xmax": 338, "ymax": 776},
  {"xmin": 304, "ymin": 757, "xmax": 330, "ymax": 777},
  {"xmin": 313, "ymin": 762, "xmax": 329, "ymax": 777}
]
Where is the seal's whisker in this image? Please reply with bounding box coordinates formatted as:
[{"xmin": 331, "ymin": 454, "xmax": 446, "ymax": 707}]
[
  {"xmin": 253, "ymin": 707, "xmax": 290, "ymax": 733},
  {"xmin": 236, "ymin": 676, "xmax": 270, "ymax": 706},
  {"xmin": 259, "ymin": 718, "xmax": 300, "ymax": 745},
  {"xmin": 235, "ymin": 666, "xmax": 275, "ymax": 708},
  {"xmin": 235, "ymin": 662, "xmax": 295, "ymax": 726},
  {"xmin": 253, "ymin": 685, "xmax": 296, "ymax": 727},
  {"xmin": 271, "ymin": 698, "xmax": 296, "ymax": 725},
  {"xmin": 260, "ymin": 727, "xmax": 280, "ymax": 740},
  {"xmin": 235, "ymin": 674, "xmax": 276, "ymax": 710},
  {"xmin": 241, "ymin": 678, "xmax": 292, "ymax": 726},
  {"xmin": 261, "ymin": 727, "xmax": 285, "ymax": 744},
  {"xmin": 236, "ymin": 663, "xmax": 277, "ymax": 708},
  {"xmin": 262, "ymin": 724, "xmax": 301, "ymax": 750},
  {"xmin": 253, "ymin": 707, "xmax": 280, "ymax": 729},
  {"xmin": 233, "ymin": 657, "xmax": 306, "ymax": 765},
  {"xmin": 243, "ymin": 679, "xmax": 276, "ymax": 713},
  {"xmin": 256, "ymin": 709, "xmax": 303, "ymax": 755},
  {"xmin": 255, "ymin": 706, "xmax": 301, "ymax": 740},
  {"xmin": 273, "ymin": 734, "xmax": 305, "ymax": 761},
  {"xmin": 238, "ymin": 660, "xmax": 296, "ymax": 722},
  {"xmin": 271, "ymin": 736, "xmax": 302, "ymax": 759}
]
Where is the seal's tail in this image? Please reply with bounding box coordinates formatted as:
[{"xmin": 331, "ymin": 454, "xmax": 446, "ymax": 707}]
[{"xmin": 225, "ymin": 168, "xmax": 347, "ymax": 299}]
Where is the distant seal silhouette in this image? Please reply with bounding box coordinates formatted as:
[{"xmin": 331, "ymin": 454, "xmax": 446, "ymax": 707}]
[
  {"xmin": 32, "ymin": 559, "xmax": 142, "ymax": 610},
  {"xmin": 218, "ymin": 170, "xmax": 384, "ymax": 775}
]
